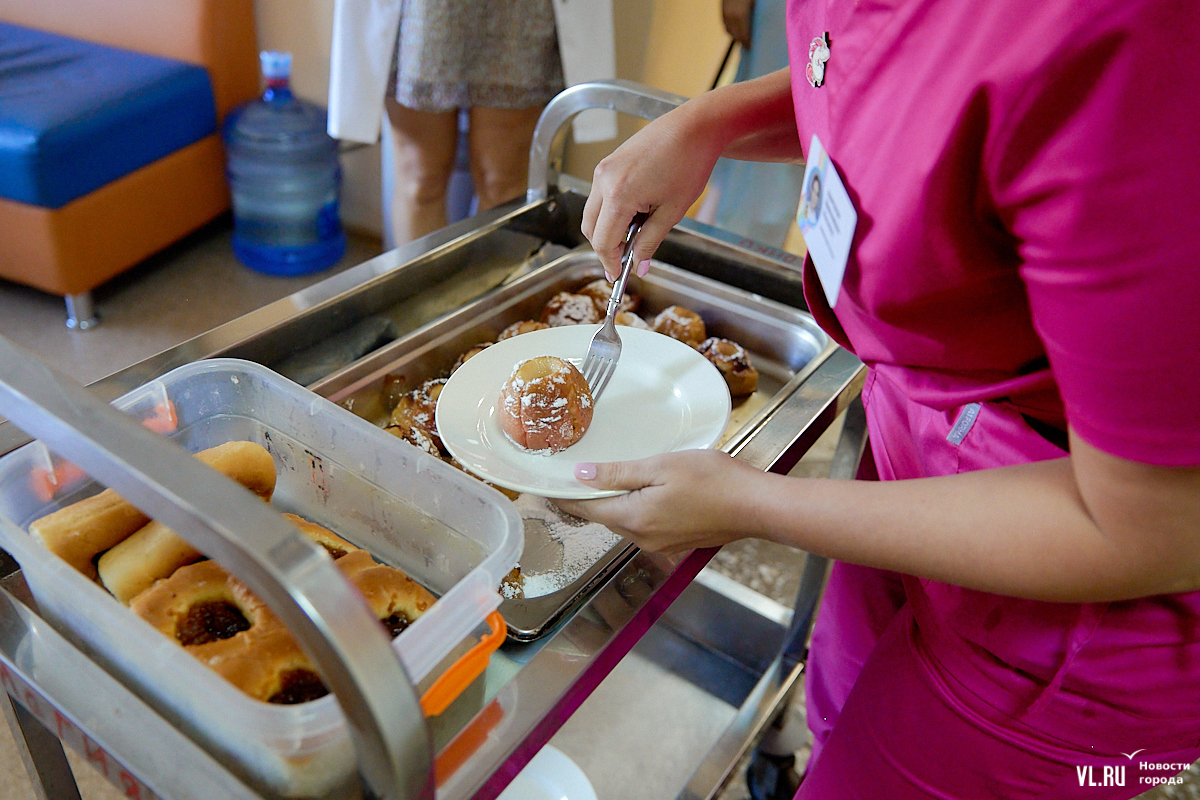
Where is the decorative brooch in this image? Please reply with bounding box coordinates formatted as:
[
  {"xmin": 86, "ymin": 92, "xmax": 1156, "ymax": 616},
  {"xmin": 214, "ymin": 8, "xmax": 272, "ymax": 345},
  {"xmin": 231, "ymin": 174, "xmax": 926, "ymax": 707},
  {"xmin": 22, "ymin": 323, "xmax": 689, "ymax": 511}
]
[{"xmin": 806, "ymin": 32, "xmax": 830, "ymax": 88}]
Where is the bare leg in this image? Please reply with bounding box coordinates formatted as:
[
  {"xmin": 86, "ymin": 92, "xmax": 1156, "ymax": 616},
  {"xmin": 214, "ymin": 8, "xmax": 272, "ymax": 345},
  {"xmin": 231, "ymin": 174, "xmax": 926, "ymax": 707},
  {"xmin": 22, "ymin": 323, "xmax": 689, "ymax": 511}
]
[
  {"xmin": 467, "ymin": 106, "xmax": 544, "ymax": 210},
  {"xmin": 385, "ymin": 98, "xmax": 458, "ymax": 245}
]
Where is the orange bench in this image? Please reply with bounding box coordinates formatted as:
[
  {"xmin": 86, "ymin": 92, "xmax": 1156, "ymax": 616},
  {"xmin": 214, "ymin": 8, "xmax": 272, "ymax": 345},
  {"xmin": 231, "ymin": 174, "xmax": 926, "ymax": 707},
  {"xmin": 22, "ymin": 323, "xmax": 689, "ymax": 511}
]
[{"xmin": 0, "ymin": 0, "xmax": 258, "ymax": 329}]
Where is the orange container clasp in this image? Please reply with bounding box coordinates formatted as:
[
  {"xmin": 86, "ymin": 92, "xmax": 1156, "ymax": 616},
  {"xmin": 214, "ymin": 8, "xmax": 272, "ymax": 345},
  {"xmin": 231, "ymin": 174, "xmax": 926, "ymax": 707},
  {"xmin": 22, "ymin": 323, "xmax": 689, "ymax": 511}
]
[
  {"xmin": 420, "ymin": 610, "xmax": 506, "ymax": 716},
  {"xmin": 142, "ymin": 401, "xmax": 179, "ymax": 434}
]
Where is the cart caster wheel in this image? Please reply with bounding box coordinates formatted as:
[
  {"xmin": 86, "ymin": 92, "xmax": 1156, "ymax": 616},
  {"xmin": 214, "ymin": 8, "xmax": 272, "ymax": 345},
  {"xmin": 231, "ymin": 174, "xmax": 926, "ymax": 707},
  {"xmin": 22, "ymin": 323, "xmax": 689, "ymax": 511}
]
[{"xmin": 746, "ymin": 750, "xmax": 802, "ymax": 800}]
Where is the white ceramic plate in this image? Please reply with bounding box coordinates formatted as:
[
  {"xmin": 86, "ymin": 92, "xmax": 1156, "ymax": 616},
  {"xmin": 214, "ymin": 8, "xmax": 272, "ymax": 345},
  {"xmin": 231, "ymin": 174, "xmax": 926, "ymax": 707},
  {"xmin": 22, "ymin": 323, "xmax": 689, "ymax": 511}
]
[
  {"xmin": 436, "ymin": 325, "xmax": 731, "ymax": 500},
  {"xmin": 496, "ymin": 745, "xmax": 597, "ymax": 800}
]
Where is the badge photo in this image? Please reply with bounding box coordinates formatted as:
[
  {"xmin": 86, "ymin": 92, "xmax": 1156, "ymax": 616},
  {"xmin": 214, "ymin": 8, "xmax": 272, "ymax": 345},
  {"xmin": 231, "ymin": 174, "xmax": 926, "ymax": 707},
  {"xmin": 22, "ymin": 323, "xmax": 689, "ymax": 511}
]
[
  {"xmin": 800, "ymin": 164, "xmax": 825, "ymax": 226},
  {"xmin": 797, "ymin": 135, "xmax": 857, "ymax": 308}
]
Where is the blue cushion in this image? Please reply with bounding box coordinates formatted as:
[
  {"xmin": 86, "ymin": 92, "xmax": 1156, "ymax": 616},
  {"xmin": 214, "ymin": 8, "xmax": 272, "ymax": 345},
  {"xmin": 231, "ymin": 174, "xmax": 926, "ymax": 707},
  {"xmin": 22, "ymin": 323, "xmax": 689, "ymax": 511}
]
[{"xmin": 0, "ymin": 23, "xmax": 217, "ymax": 208}]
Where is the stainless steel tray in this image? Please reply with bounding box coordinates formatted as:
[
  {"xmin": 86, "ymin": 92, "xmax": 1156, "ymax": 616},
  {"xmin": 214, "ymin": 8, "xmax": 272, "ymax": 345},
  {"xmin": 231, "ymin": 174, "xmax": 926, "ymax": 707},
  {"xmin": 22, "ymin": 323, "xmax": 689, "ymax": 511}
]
[{"xmin": 314, "ymin": 250, "xmax": 833, "ymax": 641}]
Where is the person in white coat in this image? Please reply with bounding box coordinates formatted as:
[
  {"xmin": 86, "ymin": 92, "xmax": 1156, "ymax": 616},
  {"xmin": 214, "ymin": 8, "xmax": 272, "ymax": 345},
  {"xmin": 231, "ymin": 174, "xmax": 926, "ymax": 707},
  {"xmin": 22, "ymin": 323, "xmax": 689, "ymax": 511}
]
[{"xmin": 329, "ymin": 0, "xmax": 615, "ymax": 246}]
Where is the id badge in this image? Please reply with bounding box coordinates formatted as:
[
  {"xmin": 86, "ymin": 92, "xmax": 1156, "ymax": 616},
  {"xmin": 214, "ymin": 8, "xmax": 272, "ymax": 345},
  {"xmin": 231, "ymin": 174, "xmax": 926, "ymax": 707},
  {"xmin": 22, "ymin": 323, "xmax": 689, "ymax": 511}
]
[{"xmin": 797, "ymin": 135, "xmax": 857, "ymax": 308}]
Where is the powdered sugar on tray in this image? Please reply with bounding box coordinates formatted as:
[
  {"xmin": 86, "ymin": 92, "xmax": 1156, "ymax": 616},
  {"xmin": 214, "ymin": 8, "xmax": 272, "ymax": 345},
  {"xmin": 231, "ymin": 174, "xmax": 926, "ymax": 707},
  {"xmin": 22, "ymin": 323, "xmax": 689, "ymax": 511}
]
[{"xmin": 508, "ymin": 494, "xmax": 623, "ymax": 598}]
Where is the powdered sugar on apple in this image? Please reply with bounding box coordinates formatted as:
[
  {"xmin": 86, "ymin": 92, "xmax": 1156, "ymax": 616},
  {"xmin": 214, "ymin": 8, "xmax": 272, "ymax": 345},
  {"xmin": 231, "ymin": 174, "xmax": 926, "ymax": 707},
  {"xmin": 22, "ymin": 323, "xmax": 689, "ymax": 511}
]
[{"xmin": 499, "ymin": 358, "xmax": 593, "ymax": 455}]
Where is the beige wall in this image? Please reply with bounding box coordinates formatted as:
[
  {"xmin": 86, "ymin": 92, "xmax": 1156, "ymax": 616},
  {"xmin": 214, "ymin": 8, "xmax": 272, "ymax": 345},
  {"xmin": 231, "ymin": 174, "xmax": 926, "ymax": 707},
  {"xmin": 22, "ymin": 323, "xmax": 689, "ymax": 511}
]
[
  {"xmin": 640, "ymin": 0, "xmax": 730, "ymax": 97},
  {"xmin": 252, "ymin": 0, "xmax": 731, "ymax": 236},
  {"xmin": 564, "ymin": 0, "xmax": 730, "ymax": 181},
  {"xmin": 254, "ymin": 0, "xmax": 383, "ymax": 237},
  {"xmin": 254, "ymin": 0, "xmax": 332, "ymax": 101}
]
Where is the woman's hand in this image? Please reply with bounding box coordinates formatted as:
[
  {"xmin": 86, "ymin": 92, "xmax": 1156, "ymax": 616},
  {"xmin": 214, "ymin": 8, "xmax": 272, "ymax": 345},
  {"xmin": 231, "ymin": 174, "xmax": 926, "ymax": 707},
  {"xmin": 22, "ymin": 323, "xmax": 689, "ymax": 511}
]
[
  {"xmin": 555, "ymin": 450, "xmax": 766, "ymax": 553},
  {"xmin": 582, "ymin": 105, "xmax": 725, "ymax": 280},
  {"xmin": 580, "ymin": 69, "xmax": 801, "ymax": 279}
]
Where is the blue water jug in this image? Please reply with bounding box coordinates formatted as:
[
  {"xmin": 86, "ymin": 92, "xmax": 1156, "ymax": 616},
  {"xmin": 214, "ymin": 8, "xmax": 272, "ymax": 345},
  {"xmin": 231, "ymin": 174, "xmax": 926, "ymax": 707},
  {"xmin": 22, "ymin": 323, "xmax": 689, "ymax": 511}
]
[{"xmin": 224, "ymin": 52, "xmax": 345, "ymax": 275}]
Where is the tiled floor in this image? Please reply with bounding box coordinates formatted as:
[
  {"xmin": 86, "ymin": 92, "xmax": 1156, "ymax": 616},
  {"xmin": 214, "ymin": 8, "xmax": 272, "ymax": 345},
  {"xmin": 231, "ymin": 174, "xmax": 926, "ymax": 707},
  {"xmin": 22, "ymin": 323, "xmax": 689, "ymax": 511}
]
[{"xmin": 551, "ymin": 650, "xmax": 740, "ymax": 800}]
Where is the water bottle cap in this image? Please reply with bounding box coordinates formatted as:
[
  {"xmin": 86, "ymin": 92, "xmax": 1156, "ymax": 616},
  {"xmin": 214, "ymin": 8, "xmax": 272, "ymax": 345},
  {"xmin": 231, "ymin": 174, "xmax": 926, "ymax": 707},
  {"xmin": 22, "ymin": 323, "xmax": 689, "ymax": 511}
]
[{"xmin": 260, "ymin": 51, "xmax": 292, "ymax": 81}]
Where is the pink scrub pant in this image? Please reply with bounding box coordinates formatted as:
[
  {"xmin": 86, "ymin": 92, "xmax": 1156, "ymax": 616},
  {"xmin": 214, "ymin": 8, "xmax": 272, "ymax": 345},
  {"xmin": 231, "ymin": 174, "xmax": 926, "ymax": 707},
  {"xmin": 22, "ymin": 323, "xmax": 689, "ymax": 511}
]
[
  {"xmin": 797, "ymin": 370, "xmax": 1200, "ymax": 798},
  {"xmin": 799, "ymin": 563, "xmax": 1200, "ymax": 799}
]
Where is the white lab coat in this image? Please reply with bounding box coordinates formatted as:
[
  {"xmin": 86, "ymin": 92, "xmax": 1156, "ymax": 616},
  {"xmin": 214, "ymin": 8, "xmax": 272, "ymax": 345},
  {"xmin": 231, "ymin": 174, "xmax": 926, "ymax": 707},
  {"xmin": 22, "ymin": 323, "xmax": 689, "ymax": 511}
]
[{"xmin": 328, "ymin": 0, "xmax": 616, "ymax": 145}]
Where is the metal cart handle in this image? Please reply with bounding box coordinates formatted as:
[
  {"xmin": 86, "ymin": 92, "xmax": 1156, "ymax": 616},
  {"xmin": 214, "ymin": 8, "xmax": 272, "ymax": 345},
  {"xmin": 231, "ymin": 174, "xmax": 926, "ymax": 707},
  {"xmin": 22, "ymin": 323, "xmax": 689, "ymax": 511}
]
[
  {"xmin": 527, "ymin": 79, "xmax": 690, "ymax": 203},
  {"xmin": 0, "ymin": 335, "xmax": 433, "ymax": 800}
]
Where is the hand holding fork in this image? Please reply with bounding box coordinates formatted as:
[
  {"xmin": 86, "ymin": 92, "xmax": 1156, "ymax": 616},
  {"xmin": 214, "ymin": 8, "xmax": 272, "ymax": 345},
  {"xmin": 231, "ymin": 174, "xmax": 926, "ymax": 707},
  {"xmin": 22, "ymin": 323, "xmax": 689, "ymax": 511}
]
[{"xmin": 579, "ymin": 213, "xmax": 648, "ymax": 402}]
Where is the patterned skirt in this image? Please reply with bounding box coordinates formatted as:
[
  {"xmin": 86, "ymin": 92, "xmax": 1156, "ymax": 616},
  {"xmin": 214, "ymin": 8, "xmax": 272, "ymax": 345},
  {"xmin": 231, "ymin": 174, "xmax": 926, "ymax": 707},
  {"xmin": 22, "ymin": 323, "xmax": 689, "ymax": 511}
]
[{"xmin": 392, "ymin": 0, "xmax": 565, "ymax": 111}]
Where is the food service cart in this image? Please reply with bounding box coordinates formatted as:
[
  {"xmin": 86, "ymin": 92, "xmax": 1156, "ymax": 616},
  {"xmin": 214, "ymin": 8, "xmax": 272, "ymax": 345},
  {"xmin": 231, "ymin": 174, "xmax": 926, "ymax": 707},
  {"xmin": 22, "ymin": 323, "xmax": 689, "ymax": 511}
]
[{"xmin": 0, "ymin": 81, "xmax": 866, "ymax": 800}]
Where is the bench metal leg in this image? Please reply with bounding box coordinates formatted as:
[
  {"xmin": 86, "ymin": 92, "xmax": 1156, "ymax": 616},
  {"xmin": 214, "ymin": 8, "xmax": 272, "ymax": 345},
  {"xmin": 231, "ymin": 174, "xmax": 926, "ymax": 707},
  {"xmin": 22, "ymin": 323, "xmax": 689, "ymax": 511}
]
[
  {"xmin": 64, "ymin": 293, "xmax": 98, "ymax": 331},
  {"xmin": 2, "ymin": 691, "xmax": 83, "ymax": 800}
]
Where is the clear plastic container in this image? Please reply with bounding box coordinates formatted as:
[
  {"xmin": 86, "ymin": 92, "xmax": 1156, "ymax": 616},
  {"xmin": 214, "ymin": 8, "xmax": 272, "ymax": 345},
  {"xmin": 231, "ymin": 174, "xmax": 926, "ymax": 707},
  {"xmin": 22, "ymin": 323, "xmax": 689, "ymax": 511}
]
[
  {"xmin": 0, "ymin": 359, "xmax": 522, "ymax": 798},
  {"xmin": 225, "ymin": 51, "xmax": 346, "ymax": 276}
]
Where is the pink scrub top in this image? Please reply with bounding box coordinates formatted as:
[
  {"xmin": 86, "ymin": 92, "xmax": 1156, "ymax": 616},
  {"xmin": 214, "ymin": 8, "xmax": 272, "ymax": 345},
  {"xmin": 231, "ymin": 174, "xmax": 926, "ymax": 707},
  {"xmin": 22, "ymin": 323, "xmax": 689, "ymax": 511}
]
[{"xmin": 785, "ymin": 0, "xmax": 1200, "ymax": 737}]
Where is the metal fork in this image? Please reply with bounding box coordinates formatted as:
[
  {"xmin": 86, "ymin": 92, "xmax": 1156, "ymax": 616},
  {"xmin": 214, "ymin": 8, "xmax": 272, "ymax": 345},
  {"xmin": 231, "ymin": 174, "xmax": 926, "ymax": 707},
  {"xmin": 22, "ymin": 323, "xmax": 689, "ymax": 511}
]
[{"xmin": 580, "ymin": 213, "xmax": 647, "ymax": 401}]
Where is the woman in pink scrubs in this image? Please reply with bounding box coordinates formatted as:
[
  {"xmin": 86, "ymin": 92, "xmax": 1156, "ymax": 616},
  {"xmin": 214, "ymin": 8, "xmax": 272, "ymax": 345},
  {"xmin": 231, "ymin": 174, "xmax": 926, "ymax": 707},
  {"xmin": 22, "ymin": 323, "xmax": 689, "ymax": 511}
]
[{"xmin": 558, "ymin": 0, "xmax": 1200, "ymax": 796}]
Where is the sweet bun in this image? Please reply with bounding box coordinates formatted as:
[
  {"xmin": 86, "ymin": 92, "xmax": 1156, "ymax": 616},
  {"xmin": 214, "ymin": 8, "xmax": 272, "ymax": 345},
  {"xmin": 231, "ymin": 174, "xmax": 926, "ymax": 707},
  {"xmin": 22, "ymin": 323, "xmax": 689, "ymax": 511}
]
[
  {"xmin": 497, "ymin": 320, "xmax": 549, "ymax": 340},
  {"xmin": 282, "ymin": 513, "xmax": 361, "ymax": 561},
  {"xmin": 380, "ymin": 373, "xmax": 408, "ymax": 411},
  {"xmin": 389, "ymin": 378, "xmax": 447, "ymax": 447},
  {"xmin": 498, "ymin": 356, "xmax": 594, "ymax": 454},
  {"xmin": 98, "ymin": 509, "xmax": 355, "ymax": 608},
  {"xmin": 443, "ymin": 456, "xmax": 521, "ymax": 500},
  {"xmin": 540, "ymin": 292, "xmax": 604, "ymax": 327},
  {"xmin": 131, "ymin": 522, "xmax": 433, "ymax": 704},
  {"xmin": 578, "ymin": 278, "xmax": 639, "ymax": 315},
  {"xmin": 697, "ymin": 337, "xmax": 759, "ymax": 396},
  {"xmin": 652, "ymin": 305, "xmax": 707, "ymax": 347},
  {"xmin": 385, "ymin": 422, "xmax": 443, "ymax": 458},
  {"xmin": 129, "ymin": 559, "xmax": 322, "ymax": 704},
  {"xmin": 615, "ymin": 311, "xmax": 650, "ymax": 329},
  {"xmin": 490, "ymin": 482, "xmax": 522, "ymax": 501},
  {"xmin": 33, "ymin": 441, "xmax": 276, "ymax": 580},
  {"xmin": 451, "ymin": 342, "xmax": 493, "ymax": 374},
  {"xmin": 99, "ymin": 520, "xmax": 210, "ymax": 605},
  {"xmin": 334, "ymin": 550, "xmax": 436, "ymax": 637},
  {"xmin": 32, "ymin": 492, "xmax": 150, "ymax": 580},
  {"xmin": 500, "ymin": 566, "xmax": 525, "ymax": 599},
  {"xmin": 192, "ymin": 441, "xmax": 278, "ymax": 502}
]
